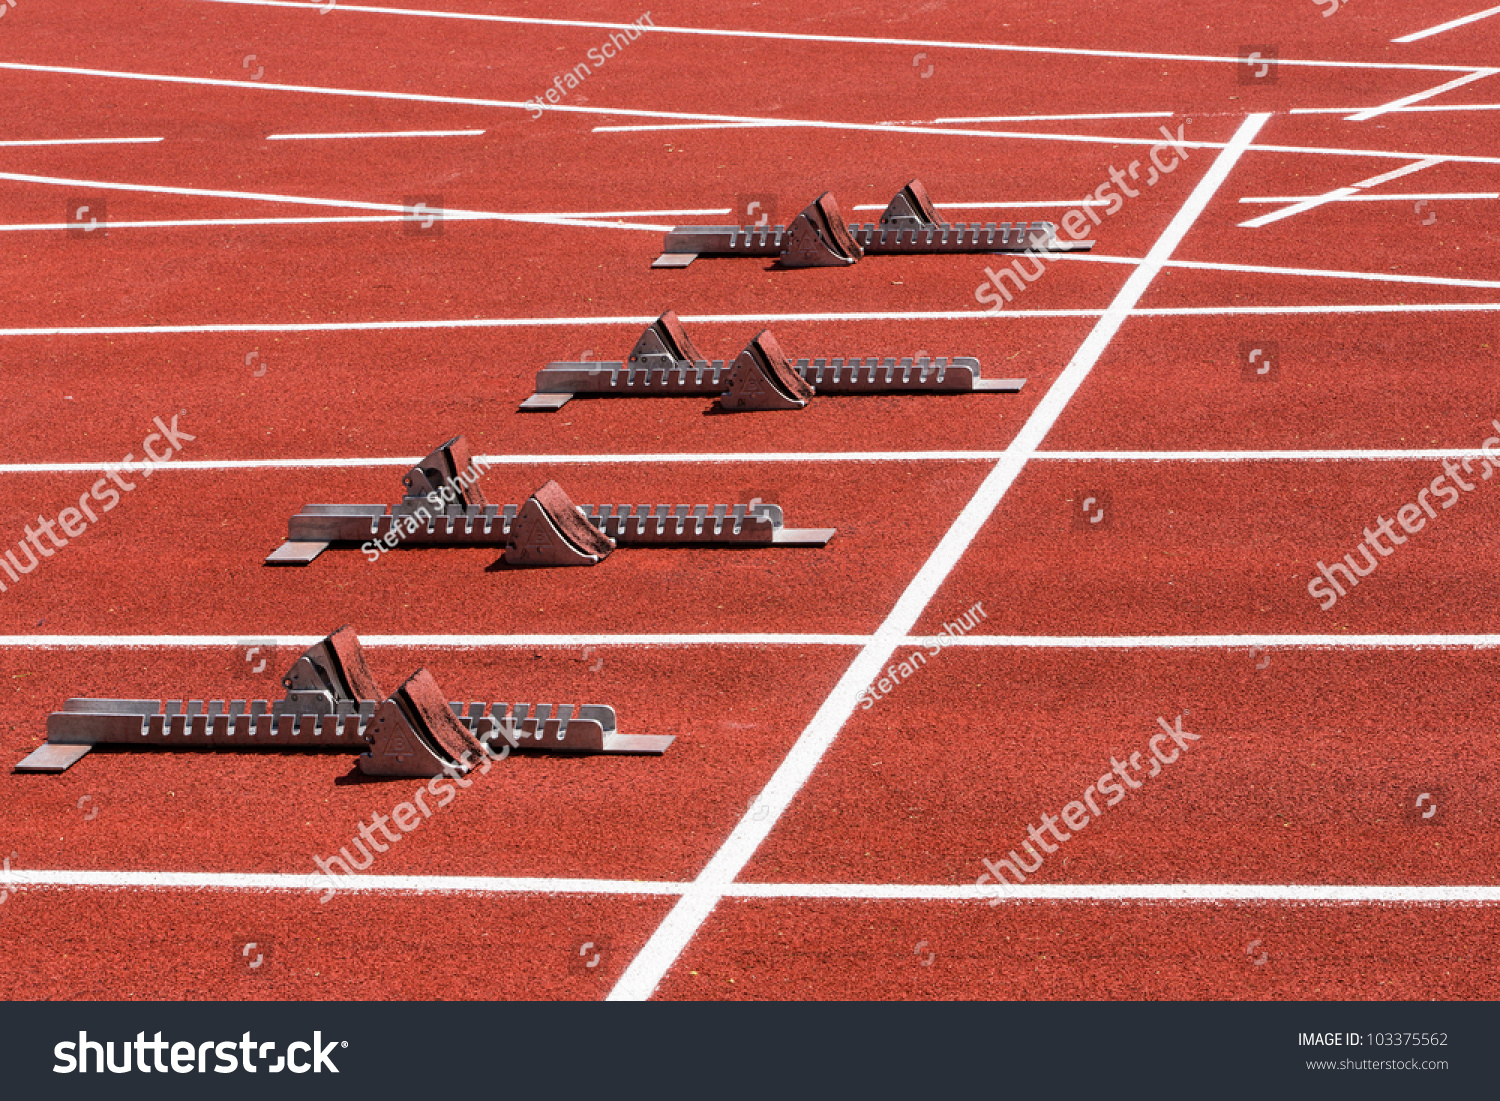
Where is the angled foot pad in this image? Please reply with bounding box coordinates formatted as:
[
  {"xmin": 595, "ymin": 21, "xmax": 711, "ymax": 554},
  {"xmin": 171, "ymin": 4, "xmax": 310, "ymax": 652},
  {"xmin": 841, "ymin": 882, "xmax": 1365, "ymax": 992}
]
[
  {"xmin": 504, "ymin": 480, "xmax": 616, "ymax": 566},
  {"xmin": 880, "ymin": 179, "xmax": 942, "ymax": 228},
  {"xmin": 628, "ymin": 309, "xmax": 705, "ymax": 366},
  {"xmin": 720, "ymin": 330, "xmax": 815, "ymax": 411},
  {"xmin": 359, "ymin": 668, "xmax": 488, "ymax": 777},
  {"xmin": 779, "ymin": 192, "xmax": 863, "ymax": 268},
  {"xmin": 282, "ymin": 625, "xmax": 382, "ymax": 704},
  {"xmin": 402, "ymin": 435, "xmax": 489, "ymax": 507}
]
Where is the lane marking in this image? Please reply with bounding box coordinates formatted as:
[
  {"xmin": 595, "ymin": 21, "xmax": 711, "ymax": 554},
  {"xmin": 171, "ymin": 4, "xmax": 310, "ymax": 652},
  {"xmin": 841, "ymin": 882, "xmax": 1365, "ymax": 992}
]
[
  {"xmin": 1240, "ymin": 191, "xmax": 1499, "ymax": 202},
  {"xmin": 9, "ymin": 868, "xmax": 1499, "ymax": 904},
  {"xmin": 265, "ymin": 128, "xmax": 485, "ymax": 139},
  {"xmin": 1058, "ymin": 250, "xmax": 1500, "ymax": 291},
  {"xmin": 0, "ymin": 136, "xmax": 163, "ymax": 147},
  {"xmin": 1292, "ymin": 102, "xmax": 1500, "ymax": 113},
  {"xmin": 1393, "ymin": 4, "xmax": 1500, "ymax": 42},
  {"xmin": 0, "ymin": 207, "xmax": 729, "ymax": 234},
  {"xmin": 0, "ymin": 303, "xmax": 1498, "ymax": 340},
  {"xmin": 0, "ymin": 167, "xmax": 672, "ymax": 231},
  {"xmin": 7, "ymin": 61, "xmax": 1500, "ymax": 166},
  {"xmin": 0, "ymin": 634, "xmax": 867, "ymax": 648},
  {"xmin": 3, "ymin": 633, "xmax": 1500, "ymax": 650},
  {"xmin": 932, "ymin": 111, "xmax": 1177, "ymax": 122},
  {"xmin": 1346, "ymin": 68, "xmax": 1500, "ymax": 122},
  {"xmin": 7, "ymin": 449, "xmax": 1500, "ymax": 475},
  {"xmin": 606, "ymin": 114, "xmax": 1274, "ymax": 1003},
  {"xmin": 1239, "ymin": 157, "xmax": 1443, "ymax": 228},
  {"xmin": 180, "ymin": 0, "xmax": 1479, "ymax": 72},
  {"xmin": 850, "ymin": 199, "xmax": 1110, "ymax": 209}
]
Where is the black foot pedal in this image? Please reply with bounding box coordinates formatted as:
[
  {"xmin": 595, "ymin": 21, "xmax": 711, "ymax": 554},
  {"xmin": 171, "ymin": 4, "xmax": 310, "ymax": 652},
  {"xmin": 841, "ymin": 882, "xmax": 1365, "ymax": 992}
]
[
  {"xmin": 779, "ymin": 192, "xmax": 864, "ymax": 269},
  {"xmin": 720, "ymin": 330, "xmax": 814, "ymax": 410},
  {"xmin": 504, "ymin": 480, "xmax": 616, "ymax": 567}
]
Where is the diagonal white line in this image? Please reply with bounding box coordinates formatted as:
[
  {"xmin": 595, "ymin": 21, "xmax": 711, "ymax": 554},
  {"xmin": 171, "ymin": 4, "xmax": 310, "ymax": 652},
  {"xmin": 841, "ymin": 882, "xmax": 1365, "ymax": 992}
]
[
  {"xmin": 1240, "ymin": 192, "xmax": 1499, "ymax": 203},
  {"xmin": 181, "ymin": 0, "xmax": 1476, "ymax": 72},
  {"xmin": 605, "ymin": 114, "xmax": 1273, "ymax": 1002},
  {"xmin": 0, "ymin": 167, "xmax": 671, "ymax": 232},
  {"xmin": 8, "ymin": 60, "xmax": 1500, "ymax": 167},
  {"xmin": 1346, "ymin": 68, "xmax": 1500, "ymax": 122},
  {"xmin": 1239, "ymin": 157, "xmax": 1443, "ymax": 227},
  {"xmin": 1394, "ymin": 3, "xmax": 1500, "ymax": 42}
]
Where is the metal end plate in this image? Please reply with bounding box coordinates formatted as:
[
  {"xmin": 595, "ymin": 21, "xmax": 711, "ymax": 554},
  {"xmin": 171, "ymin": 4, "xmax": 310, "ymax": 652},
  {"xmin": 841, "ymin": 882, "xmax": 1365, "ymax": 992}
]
[
  {"xmin": 266, "ymin": 541, "xmax": 330, "ymax": 566},
  {"xmin": 15, "ymin": 743, "xmax": 94, "ymax": 772},
  {"xmin": 771, "ymin": 528, "xmax": 837, "ymax": 547},
  {"xmin": 652, "ymin": 253, "xmax": 697, "ymax": 268},
  {"xmin": 971, "ymin": 378, "xmax": 1027, "ymax": 393},
  {"xmin": 519, "ymin": 393, "xmax": 573, "ymax": 411},
  {"xmin": 601, "ymin": 733, "xmax": 676, "ymax": 755}
]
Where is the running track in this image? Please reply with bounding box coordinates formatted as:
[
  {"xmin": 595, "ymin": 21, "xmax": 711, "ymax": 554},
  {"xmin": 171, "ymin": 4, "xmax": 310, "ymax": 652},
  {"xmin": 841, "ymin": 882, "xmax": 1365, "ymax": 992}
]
[{"xmin": 0, "ymin": 0, "xmax": 1497, "ymax": 1001}]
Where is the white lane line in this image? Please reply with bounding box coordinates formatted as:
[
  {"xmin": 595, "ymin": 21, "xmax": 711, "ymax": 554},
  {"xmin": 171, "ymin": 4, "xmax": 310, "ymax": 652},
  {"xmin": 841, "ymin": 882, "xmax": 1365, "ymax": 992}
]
[
  {"xmin": 1057, "ymin": 250, "xmax": 1500, "ymax": 292},
  {"xmin": 932, "ymin": 111, "xmax": 1176, "ymax": 122},
  {"xmin": 1240, "ymin": 191, "xmax": 1498, "ymax": 202},
  {"xmin": 920, "ymin": 634, "xmax": 1500, "ymax": 649},
  {"xmin": 0, "ymin": 136, "xmax": 163, "ymax": 147},
  {"xmin": 606, "ymin": 114, "xmax": 1273, "ymax": 1003},
  {"xmin": 1038, "ymin": 450, "xmax": 1500, "ymax": 461},
  {"xmin": 0, "ymin": 167, "xmax": 672, "ymax": 231},
  {"xmin": 729, "ymin": 883, "xmax": 1500, "ymax": 902},
  {"xmin": 9, "ymin": 60, "xmax": 1500, "ymax": 167},
  {"xmin": 11, "ymin": 868, "xmax": 1496, "ymax": 904},
  {"xmin": 850, "ymin": 200, "xmax": 1110, "ymax": 209},
  {"xmin": 1239, "ymin": 157, "xmax": 1443, "ymax": 228},
  {"xmin": 1394, "ymin": 4, "xmax": 1500, "ymax": 42},
  {"xmin": 3, "ymin": 634, "xmax": 1500, "ymax": 650},
  {"xmin": 4, "ymin": 302, "xmax": 1500, "ymax": 340},
  {"xmin": 9, "ymin": 869, "xmax": 683, "ymax": 896},
  {"xmin": 1292, "ymin": 102, "xmax": 1500, "ymax": 113},
  {"xmin": 10, "ymin": 449, "xmax": 1500, "ymax": 474},
  {"xmin": 605, "ymin": 113, "xmax": 1177, "ymax": 133},
  {"xmin": 265, "ymin": 128, "xmax": 485, "ymax": 139},
  {"xmin": 590, "ymin": 122, "xmax": 793, "ymax": 133},
  {"xmin": 3, "ymin": 303, "xmax": 1500, "ymax": 339},
  {"xmin": 0, "ymin": 208, "xmax": 729, "ymax": 234},
  {"xmin": 183, "ymin": 0, "xmax": 1478, "ymax": 72},
  {"xmin": 0, "ymin": 634, "xmax": 867, "ymax": 648},
  {"xmin": 1346, "ymin": 68, "xmax": 1500, "ymax": 122}
]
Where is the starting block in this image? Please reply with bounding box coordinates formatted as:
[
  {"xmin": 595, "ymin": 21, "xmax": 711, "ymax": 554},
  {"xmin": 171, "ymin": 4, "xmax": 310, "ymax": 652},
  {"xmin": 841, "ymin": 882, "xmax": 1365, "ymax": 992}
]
[
  {"xmin": 13, "ymin": 627, "xmax": 673, "ymax": 777},
  {"xmin": 520, "ymin": 311, "xmax": 1024, "ymax": 411},
  {"xmin": 267, "ymin": 440, "xmax": 835, "ymax": 564},
  {"xmin": 654, "ymin": 179, "xmax": 1095, "ymax": 269}
]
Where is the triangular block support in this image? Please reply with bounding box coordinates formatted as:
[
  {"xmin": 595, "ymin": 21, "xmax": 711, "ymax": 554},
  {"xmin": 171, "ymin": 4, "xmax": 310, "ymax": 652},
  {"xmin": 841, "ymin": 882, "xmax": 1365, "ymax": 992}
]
[
  {"xmin": 879, "ymin": 179, "xmax": 942, "ymax": 228},
  {"xmin": 719, "ymin": 330, "xmax": 815, "ymax": 411},
  {"xmin": 504, "ymin": 480, "xmax": 616, "ymax": 566},
  {"xmin": 778, "ymin": 192, "xmax": 864, "ymax": 268},
  {"xmin": 359, "ymin": 668, "xmax": 489, "ymax": 778},
  {"xmin": 401, "ymin": 435, "xmax": 489, "ymax": 507},
  {"xmin": 627, "ymin": 310, "xmax": 705, "ymax": 367}
]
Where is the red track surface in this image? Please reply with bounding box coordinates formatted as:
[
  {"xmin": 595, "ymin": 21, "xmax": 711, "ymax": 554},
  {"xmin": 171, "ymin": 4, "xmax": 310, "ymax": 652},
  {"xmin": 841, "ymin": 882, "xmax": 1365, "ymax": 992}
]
[{"xmin": 0, "ymin": 0, "xmax": 1497, "ymax": 1002}]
